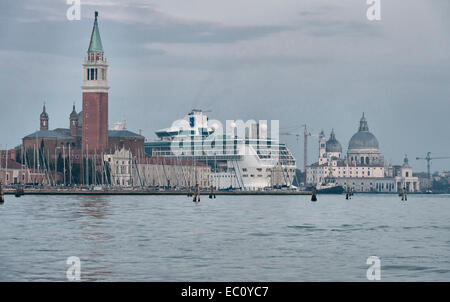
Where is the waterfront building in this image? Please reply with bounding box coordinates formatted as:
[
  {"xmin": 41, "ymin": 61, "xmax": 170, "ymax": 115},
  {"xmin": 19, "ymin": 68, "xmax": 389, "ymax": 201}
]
[
  {"xmin": 393, "ymin": 156, "xmax": 419, "ymax": 192},
  {"xmin": 104, "ymin": 148, "xmax": 210, "ymax": 188},
  {"xmin": 0, "ymin": 149, "xmax": 17, "ymax": 161},
  {"xmin": 0, "ymin": 157, "xmax": 45, "ymax": 186},
  {"xmin": 306, "ymin": 114, "xmax": 419, "ymax": 193},
  {"xmin": 0, "ymin": 158, "xmax": 27, "ymax": 185}
]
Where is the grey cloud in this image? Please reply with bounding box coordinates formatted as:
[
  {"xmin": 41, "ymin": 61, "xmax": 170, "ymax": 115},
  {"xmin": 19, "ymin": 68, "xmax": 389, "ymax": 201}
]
[
  {"xmin": 298, "ymin": 4, "xmax": 343, "ymax": 17},
  {"xmin": 125, "ymin": 22, "xmax": 293, "ymax": 45},
  {"xmin": 302, "ymin": 20, "xmax": 381, "ymax": 38}
]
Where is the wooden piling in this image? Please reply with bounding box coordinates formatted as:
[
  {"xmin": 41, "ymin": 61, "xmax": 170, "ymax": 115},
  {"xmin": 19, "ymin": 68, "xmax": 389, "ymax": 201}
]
[
  {"xmin": 0, "ymin": 181, "xmax": 4, "ymax": 204},
  {"xmin": 311, "ymin": 186, "xmax": 317, "ymax": 202},
  {"xmin": 193, "ymin": 184, "xmax": 200, "ymax": 203},
  {"xmin": 401, "ymin": 186, "xmax": 407, "ymax": 201},
  {"xmin": 209, "ymin": 185, "xmax": 214, "ymax": 199}
]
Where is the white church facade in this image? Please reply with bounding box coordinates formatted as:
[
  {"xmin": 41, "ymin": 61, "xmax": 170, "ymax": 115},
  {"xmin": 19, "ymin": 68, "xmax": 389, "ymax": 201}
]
[{"xmin": 306, "ymin": 114, "xmax": 419, "ymax": 193}]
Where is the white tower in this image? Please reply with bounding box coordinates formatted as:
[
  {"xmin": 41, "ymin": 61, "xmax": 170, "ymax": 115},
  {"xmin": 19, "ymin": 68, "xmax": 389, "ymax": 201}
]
[{"xmin": 318, "ymin": 130, "xmax": 327, "ymax": 165}]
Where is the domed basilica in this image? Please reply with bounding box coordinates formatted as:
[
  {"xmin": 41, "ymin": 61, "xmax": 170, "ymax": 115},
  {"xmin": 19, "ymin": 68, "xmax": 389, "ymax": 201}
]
[{"xmin": 306, "ymin": 113, "xmax": 419, "ymax": 193}]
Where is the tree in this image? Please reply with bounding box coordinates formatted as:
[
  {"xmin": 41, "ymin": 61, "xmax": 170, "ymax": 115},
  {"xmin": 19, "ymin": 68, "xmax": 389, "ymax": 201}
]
[{"xmin": 292, "ymin": 169, "xmax": 305, "ymax": 187}]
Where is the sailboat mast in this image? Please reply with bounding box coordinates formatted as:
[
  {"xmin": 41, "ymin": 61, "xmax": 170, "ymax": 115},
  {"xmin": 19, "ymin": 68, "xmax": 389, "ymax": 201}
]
[
  {"xmin": 5, "ymin": 145, "xmax": 8, "ymax": 185},
  {"xmin": 93, "ymin": 149, "xmax": 97, "ymax": 186},
  {"xmin": 101, "ymin": 149, "xmax": 104, "ymax": 186},
  {"xmin": 85, "ymin": 144, "xmax": 89, "ymax": 186},
  {"xmin": 63, "ymin": 145, "xmax": 66, "ymax": 186},
  {"xmin": 68, "ymin": 144, "xmax": 72, "ymax": 185}
]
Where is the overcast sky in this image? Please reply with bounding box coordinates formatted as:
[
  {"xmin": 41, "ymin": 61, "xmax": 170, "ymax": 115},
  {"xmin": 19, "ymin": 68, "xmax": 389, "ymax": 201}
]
[{"xmin": 0, "ymin": 0, "xmax": 449, "ymax": 172}]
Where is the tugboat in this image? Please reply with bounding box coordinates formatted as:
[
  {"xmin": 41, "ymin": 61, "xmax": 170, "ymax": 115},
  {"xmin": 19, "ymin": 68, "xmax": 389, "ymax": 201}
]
[{"xmin": 306, "ymin": 182, "xmax": 344, "ymax": 194}]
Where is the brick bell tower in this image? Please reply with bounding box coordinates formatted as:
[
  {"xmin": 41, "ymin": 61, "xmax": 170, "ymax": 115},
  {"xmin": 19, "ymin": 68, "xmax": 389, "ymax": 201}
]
[{"xmin": 82, "ymin": 11, "xmax": 109, "ymax": 153}]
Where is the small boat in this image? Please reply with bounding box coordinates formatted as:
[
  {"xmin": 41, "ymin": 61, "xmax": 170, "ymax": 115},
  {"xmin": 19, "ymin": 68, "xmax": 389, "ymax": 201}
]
[
  {"xmin": 218, "ymin": 186, "xmax": 234, "ymax": 191},
  {"xmin": 317, "ymin": 185, "xmax": 344, "ymax": 194}
]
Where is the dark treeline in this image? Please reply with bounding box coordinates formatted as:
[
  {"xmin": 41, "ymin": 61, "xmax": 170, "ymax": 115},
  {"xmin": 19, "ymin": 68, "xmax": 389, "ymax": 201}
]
[{"xmin": 432, "ymin": 178, "xmax": 450, "ymax": 193}]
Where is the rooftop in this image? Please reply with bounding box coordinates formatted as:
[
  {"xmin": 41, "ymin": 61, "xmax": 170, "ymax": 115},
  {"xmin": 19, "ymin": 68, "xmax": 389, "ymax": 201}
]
[
  {"xmin": 108, "ymin": 130, "xmax": 144, "ymax": 139},
  {"xmin": 0, "ymin": 159, "xmax": 22, "ymax": 169},
  {"xmin": 23, "ymin": 130, "xmax": 75, "ymax": 140}
]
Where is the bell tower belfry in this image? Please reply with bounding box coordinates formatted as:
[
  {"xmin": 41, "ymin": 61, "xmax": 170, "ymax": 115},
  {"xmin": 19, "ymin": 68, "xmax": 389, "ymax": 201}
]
[
  {"xmin": 82, "ymin": 11, "xmax": 109, "ymax": 153},
  {"xmin": 40, "ymin": 104, "xmax": 49, "ymax": 131},
  {"xmin": 70, "ymin": 104, "xmax": 78, "ymax": 137}
]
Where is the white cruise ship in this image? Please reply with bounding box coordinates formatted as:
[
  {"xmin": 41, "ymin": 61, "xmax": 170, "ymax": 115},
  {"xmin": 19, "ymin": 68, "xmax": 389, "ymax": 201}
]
[{"xmin": 144, "ymin": 110, "xmax": 297, "ymax": 190}]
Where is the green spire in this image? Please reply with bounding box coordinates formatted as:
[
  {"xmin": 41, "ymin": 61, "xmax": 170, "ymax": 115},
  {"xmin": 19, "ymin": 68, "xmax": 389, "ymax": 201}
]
[{"xmin": 88, "ymin": 11, "xmax": 103, "ymax": 53}]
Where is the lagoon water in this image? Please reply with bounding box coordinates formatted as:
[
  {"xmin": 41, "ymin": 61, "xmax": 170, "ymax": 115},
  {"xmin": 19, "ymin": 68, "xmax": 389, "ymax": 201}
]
[{"xmin": 0, "ymin": 193, "xmax": 449, "ymax": 281}]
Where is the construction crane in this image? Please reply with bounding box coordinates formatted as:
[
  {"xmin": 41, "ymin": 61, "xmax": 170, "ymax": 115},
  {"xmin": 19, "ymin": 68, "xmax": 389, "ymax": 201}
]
[
  {"xmin": 416, "ymin": 152, "xmax": 450, "ymax": 179},
  {"xmin": 281, "ymin": 124, "xmax": 319, "ymax": 182}
]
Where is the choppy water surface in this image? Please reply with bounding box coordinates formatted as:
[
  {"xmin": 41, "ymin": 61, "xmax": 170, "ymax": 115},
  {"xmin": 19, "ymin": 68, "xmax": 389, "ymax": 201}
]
[{"xmin": 0, "ymin": 194, "xmax": 449, "ymax": 281}]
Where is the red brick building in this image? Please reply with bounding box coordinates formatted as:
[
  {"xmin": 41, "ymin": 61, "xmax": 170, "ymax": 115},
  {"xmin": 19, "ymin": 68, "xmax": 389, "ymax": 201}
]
[
  {"xmin": 0, "ymin": 149, "xmax": 17, "ymax": 161},
  {"xmin": 0, "ymin": 158, "xmax": 46, "ymax": 185}
]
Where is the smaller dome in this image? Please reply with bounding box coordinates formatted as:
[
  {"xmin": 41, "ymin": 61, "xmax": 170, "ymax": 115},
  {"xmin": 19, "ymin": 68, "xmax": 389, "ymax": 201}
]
[
  {"xmin": 70, "ymin": 104, "xmax": 78, "ymax": 119},
  {"xmin": 326, "ymin": 129, "xmax": 342, "ymax": 153}
]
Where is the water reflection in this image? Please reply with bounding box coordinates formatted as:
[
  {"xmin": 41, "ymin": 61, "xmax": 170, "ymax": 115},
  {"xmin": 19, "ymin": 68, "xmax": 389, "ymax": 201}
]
[
  {"xmin": 78, "ymin": 196, "xmax": 111, "ymax": 220},
  {"xmin": 76, "ymin": 196, "xmax": 115, "ymax": 280}
]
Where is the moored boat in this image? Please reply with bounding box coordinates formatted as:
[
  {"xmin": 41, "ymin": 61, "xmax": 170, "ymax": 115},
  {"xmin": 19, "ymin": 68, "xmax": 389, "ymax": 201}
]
[{"xmin": 306, "ymin": 183, "xmax": 344, "ymax": 194}]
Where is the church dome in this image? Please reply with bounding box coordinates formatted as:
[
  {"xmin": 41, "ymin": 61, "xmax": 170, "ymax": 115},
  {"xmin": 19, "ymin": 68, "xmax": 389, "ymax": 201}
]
[
  {"xmin": 348, "ymin": 113, "xmax": 379, "ymax": 150},
  {"xmin": 326, "ymin": 129, "xmax": 342, "ymax": 153}
]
